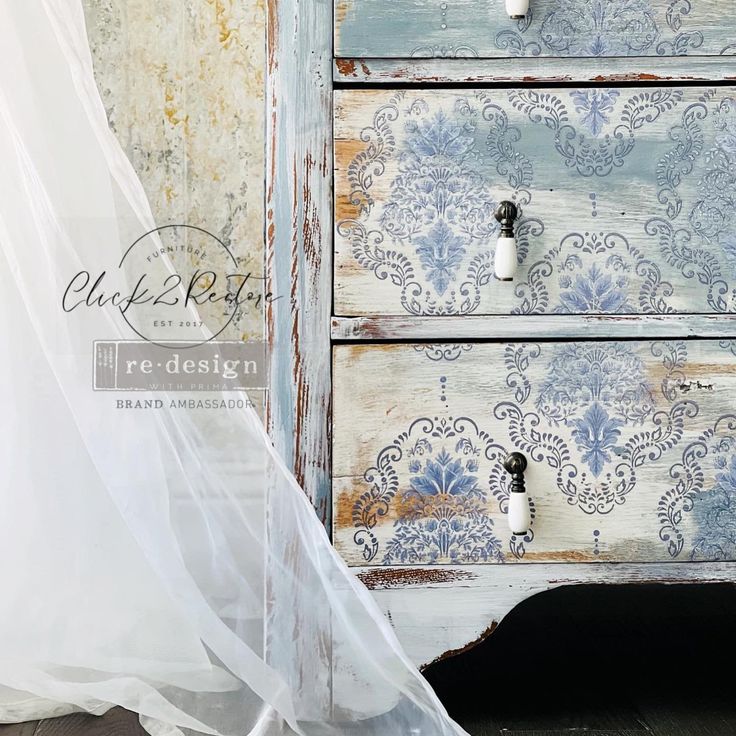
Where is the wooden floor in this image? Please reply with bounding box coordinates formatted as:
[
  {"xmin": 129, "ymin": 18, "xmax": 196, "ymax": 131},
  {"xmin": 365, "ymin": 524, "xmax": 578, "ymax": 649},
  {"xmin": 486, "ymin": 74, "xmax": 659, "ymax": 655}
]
[
  {"xmin": 0, "ymin": 709, "xmax": 146, "ymax": 736},
  {"xmin": 1, "ymin": 584, "xmax": 734, "ymax": 736}
]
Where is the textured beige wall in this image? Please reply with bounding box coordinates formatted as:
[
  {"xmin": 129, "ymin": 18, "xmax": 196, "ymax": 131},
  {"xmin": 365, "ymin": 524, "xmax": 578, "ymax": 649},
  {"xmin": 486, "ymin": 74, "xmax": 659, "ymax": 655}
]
[{"xmin": 82, "ymin": 0, "xmax": 265, "ymax": 344}]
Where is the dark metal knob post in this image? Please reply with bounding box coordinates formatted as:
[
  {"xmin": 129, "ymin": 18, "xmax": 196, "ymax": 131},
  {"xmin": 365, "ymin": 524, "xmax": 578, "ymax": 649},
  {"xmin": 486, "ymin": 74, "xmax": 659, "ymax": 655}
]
[
  {"xmin": 503, "ymin": 451, "xmax": 527, "ymax": 494},
  {"xmin": 494, "ymin": 200, "xmax": 518, "ymax": 238},
  {"xmin": 503, "ymin": 451, "xmax": 530, "ymax": 534}
]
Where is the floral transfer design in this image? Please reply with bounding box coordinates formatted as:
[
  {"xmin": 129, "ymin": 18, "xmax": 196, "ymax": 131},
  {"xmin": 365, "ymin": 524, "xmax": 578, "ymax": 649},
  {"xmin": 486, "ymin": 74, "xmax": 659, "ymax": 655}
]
[
  {"xmin": 345, "ymin": 342, "xmax": 736, "ymax": 564},
  {"xmin": 659, "ymin": 415, "xmax": 736, "ymax": 559},
  {"xmin": 496, "ymin": 341, "xmax": 697, "ymax": 514},
  {"xmin": 494, "ymin": 0, "xmax": 707, "ymax": 58},
  {"xmin": 515, "ymin": 231, "xmax": 675, "ymax": 315},
  {"xmin": 352, "ymin": 416, "xmax": 534, "ymax": 564},
  {"xmin": 338, "ymin": 91, "xmax": 540, "ymax": 315},
  {"xmin": 539, "ymin": 0, "xmax": 660, "ymax": 56},
  {"xmin": 338, "ymin": 87, "xmax": 736, "ymax": 317},
  {"xmin": 648, "ymin": 92, "xmax": 736, "ymax": 314},
  {"xmin": 571, "ymin": 89, "xmax": 620, "ymax": 136}
]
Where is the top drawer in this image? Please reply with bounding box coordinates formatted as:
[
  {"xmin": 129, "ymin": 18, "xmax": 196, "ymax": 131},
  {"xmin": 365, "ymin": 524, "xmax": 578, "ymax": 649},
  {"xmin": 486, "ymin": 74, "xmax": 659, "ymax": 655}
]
[{"xmin": 335, "ymin": 0, "xmax": 736, "ymax": 59}]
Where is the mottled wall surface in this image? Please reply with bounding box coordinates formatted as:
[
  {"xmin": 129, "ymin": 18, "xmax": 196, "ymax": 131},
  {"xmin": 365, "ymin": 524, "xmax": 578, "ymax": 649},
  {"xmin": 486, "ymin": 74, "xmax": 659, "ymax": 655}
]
[{"xmin": 82, "ymin": 0, "xmax": 265, "ymax": 344}]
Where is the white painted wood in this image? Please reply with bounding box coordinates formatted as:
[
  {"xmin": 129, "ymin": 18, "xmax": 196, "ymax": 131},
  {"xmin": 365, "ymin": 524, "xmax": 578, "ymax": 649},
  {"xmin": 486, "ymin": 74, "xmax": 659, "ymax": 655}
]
[
  {"xmin": 355, "ymin": 561, "xmax": 736, "ymax": 668},
  {"xmin": 333, "ymin": 340, "xmax": 736, "ymax": 565},
  {"xmin": 334, "ymin": 56, "xmax": 736, "ymax": 84}
]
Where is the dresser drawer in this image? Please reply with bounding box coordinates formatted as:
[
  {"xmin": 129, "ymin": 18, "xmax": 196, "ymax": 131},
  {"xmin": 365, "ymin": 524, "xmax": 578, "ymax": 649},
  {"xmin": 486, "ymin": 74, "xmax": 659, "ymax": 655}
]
[
  {"xmin": 333, "ymin": 339, "xmax": 736, "ymax": 565},
  {"xmin": 335, "ymin": 0, "xmax": 735, "ymax": 59},
  {"xmin": 335, "ymin": 86, "xmax": 736, "ymax": 317}
]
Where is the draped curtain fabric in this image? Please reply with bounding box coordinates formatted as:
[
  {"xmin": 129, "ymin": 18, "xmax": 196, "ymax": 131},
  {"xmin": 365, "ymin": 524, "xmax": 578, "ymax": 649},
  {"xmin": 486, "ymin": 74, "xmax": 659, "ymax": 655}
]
[{"xmin": 0, "ymin": 2, "xmax": 467, "ymax": 735}]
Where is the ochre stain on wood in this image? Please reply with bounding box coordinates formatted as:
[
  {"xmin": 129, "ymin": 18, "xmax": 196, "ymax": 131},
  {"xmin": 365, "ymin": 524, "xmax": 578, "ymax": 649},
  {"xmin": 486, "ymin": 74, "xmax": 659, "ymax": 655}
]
[
  {"xmin": 358, "ymin": 568, "xmax": 477, "ymax": 590},
  {"xmin": 334, "ymin": 137, "xmax": 376, "ymax": 221},
  {"xmin": 522, "ymin": 550, "xmax": 607, "ymax": 563}
]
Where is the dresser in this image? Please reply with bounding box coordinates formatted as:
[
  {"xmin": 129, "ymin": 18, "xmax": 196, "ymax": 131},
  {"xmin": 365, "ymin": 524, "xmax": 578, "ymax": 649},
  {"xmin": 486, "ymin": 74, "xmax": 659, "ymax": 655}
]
[{"xmin": 267, "ymin": 0, "xmax": 736, "ymax": 672}]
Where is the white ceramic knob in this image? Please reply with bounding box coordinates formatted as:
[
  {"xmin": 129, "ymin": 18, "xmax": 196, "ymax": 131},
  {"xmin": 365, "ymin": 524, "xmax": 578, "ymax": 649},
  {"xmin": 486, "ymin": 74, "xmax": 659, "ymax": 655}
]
[
  {"xmin": 495, "ymin": 235, "xmax": 518, "ymax": 281},
  {"xmin": 508, "ymin": 491, "xmax": 531, "ymax": 535},
  {"xmin": 505, "ymin": 0, "xmax": 529, "ymax": 18}
]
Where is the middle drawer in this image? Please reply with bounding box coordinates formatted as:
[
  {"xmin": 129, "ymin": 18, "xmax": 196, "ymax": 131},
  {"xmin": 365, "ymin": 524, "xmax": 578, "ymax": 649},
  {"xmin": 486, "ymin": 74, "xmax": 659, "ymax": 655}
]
[{"xmin": 334, "ymin": 86, "xmax": 736, "ymax": 317}]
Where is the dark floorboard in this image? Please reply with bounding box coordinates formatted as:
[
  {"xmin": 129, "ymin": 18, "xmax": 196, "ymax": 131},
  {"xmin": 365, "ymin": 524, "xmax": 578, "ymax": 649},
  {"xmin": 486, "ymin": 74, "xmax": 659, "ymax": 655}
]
[{"xmin": 0, "ymin": 709, "xmax": 145, "ymax": 736}]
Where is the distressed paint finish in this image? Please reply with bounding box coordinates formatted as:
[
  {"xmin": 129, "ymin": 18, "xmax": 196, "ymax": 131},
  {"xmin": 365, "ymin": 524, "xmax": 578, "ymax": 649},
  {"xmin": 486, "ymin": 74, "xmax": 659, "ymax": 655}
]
[
  {"xmin": 356, "ymin": 561, "xmax": 736, "ymax": 668},
  {"xmin": 332, "ymin": 313, "xmax": 736, "ymax": 341},
  {"xmin": 335, "ymin": 86, "xmax": 736, "ymax": 318},
  {"xmin": 333, "ymin": 55, "xmax": 736, "ymax": 83},
  {"xmin": 333, "ymin": 340, "xmax": 736, "ymax": 565},
  {"xmin": 335, "ymin": 0, "xmax": 736, "ymax": 59},
  {"xmin": 83, "ymin": 0, "xmax": 266, "ymax": 349},
  {"xmin": 266, "ymin": 0, "xmax": 333, "ymax": 525},
  {"xmin": 266, "ymin": 0, "xmax": 334, "ymax": 719}
]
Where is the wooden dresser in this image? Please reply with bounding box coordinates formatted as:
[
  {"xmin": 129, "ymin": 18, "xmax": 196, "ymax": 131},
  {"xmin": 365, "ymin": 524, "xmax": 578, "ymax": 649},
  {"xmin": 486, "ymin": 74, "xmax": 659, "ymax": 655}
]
[{"xmin": 267, "ymin": 0, "xmax": 736, "ymax": 670}]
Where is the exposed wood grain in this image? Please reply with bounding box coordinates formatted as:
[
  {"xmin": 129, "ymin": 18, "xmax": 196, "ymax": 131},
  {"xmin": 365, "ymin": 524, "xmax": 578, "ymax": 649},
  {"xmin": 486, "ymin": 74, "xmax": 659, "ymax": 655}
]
[
  {"xmin": 333, "ymin": 56, "xmax": 736, "ymax": 84},
  {"xmin": 332, "ymin": 314, "xmax": 736, "ymax": 341},
  {"xmin": 358, "ymin": 568, "xmax": 476, "ymax": 588},
  {"xmin": 335, "ymin": 0, "xmax": 736, "ymax": 59}
]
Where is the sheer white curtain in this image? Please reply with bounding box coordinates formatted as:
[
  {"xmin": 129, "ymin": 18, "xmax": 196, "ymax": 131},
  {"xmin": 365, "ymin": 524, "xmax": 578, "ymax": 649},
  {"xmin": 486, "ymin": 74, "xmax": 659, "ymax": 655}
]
[{"xmin": 0, "ymin": 1, "xmax": 468, "ymax": 734}]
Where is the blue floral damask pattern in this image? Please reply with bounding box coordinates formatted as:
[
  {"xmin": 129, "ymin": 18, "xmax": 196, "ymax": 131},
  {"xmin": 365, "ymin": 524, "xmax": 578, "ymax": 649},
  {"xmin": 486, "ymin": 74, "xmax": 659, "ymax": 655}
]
[
  {"xmin": 571, "ymin": 89, "xmax": 621, "ymax": 136},
  {"xmin": 508, "ymin": 88, "xmax": 682, "ymax": 177},
  {"xmin": 496, "ymin": 0, "xmax": 711, "ymax": 57},
  {"xmin": 515, "ymin": 231, "xmax": 675, "ymax": 315},
  {"xmin": 648, "ymin": 91, "xmax": 736, "ymax": 313},
  {"xmin": 659, "ymin": 415, "xmax": 736, "ymax": 559},
  {"xmin": 339, "ymin": 92, "xmax": 541, "ymax": 315},
  {"xmin": 540, "ymin": 0, "xmax": 660, "ymax": 56},
  {"xmin": 352, "ymin": 416, "xmax": 535, "ymax": 564},
  {"xmin": 351, "ymin": 342, "xmax": 710, "ymax": 565},
  {"xmin": 495, "ymin": 341, "xmax": 698, "ymax": 514}
]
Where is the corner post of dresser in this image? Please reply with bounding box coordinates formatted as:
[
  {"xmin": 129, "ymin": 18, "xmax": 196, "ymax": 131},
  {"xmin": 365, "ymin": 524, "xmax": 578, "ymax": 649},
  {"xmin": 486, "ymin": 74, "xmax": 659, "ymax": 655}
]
[{"xmin": 266, "ymin": 0, "xmax": 333, "ymax": 528}]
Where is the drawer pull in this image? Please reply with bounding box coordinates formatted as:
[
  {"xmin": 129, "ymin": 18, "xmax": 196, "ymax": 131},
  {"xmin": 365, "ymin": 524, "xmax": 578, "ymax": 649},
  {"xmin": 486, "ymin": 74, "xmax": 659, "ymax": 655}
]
[
  {"xmin": 493, "ymin": 200, "xmax": 519, "ymax": 281},
  {"xmin": 505, "ymin": 0, "xmax": 529, "ymax": 20},
  {"xmin": 503, "ymin": 451, "xmax": 531, "ymax": 535}
]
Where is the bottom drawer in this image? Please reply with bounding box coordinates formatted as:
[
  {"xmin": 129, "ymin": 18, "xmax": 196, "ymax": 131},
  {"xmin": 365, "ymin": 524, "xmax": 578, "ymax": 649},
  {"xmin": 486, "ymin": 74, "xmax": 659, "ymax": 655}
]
[{"xmin": 332, "ymin": 340, "xmax": 736, "ymax": 565}]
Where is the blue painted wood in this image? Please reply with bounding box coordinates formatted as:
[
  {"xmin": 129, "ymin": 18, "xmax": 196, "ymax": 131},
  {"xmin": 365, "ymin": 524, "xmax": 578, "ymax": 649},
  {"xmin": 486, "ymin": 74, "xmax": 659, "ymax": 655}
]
[
  {"xmin": 335, "ymin": 0, "xmax": 736, "ymax": 59},
  {"xmin": 335, "ymin": 86, "xmax": 736, "ymax": 317}
]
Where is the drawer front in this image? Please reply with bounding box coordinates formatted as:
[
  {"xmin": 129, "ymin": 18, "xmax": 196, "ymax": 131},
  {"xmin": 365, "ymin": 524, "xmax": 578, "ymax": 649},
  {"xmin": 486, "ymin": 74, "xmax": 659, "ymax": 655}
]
[
  {"xmin": 335, "ymin": 0, "xmax": 735, "ymax": 59},
  {"xmin": 335, "ymin": 86, "xmax": 736, "ymax": 317},
  {"xmin": 333, "ymin": 340, "xmax": 736, "ymax": 565}
]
